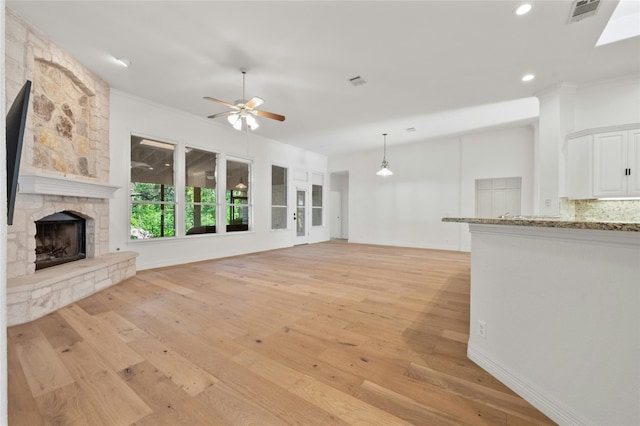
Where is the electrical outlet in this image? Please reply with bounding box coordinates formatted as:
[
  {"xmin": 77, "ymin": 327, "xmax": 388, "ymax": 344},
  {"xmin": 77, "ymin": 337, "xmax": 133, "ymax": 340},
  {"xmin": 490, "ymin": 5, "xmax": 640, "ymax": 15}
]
[{"xmin": 478, "ymin": 320, "xmax": 487, "ymax": 338}]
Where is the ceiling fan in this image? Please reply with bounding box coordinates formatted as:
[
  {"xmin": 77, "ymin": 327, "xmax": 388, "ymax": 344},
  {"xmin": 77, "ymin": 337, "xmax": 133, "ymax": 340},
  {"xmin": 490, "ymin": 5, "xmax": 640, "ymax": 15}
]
[{"xmin": 204, "ymin": 71, "xmax": 285, "ymax": 131}]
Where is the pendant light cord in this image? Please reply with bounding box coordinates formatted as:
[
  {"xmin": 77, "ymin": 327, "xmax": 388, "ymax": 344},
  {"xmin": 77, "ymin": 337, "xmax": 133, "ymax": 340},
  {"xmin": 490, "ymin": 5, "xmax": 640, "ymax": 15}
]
[{"xmin": 383, "ymin": 133, "xmax": 387, "ymax": 161}]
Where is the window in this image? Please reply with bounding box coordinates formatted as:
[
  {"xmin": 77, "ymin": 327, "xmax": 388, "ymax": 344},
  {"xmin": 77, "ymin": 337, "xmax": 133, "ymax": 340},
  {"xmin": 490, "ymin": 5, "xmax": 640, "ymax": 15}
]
[
  {"xmin": 271, "ymin": 165, "xmax": 287, "ymax": 230},
  {"xmin": 312, "ymin": 184, "xmax": 323, "ymax": 226},
  {"xmin": 226, "ymin": 159, "xmax": 251, "ymax": 232},
  {"xmin": 130, "ymin": 136, "xmax": 175, "ymax": 239},
  {"xmin": 185, "ymin": 148, "xmax": 217, "ymax": 235}
]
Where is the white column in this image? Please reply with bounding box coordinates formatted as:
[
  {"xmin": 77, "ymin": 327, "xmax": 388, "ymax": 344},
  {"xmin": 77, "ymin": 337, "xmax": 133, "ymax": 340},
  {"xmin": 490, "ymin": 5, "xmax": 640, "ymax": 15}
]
[{"xmin": 534, "ymin": 84, "xmax": 576, "ymax": 215}]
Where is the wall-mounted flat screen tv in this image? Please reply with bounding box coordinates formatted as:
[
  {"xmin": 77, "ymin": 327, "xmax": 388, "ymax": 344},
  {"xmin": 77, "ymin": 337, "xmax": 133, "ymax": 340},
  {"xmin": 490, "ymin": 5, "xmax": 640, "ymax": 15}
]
[{"xmin": 6, "ymin": 80, "xmax": 31, "ymax": 225}]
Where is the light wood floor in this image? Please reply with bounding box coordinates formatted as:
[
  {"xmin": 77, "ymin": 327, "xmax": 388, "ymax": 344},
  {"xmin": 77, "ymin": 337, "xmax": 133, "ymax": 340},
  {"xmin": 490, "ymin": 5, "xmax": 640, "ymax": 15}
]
[{"xmin": 8, "ymin": 241, "xmax": 554, "ymax": 425}]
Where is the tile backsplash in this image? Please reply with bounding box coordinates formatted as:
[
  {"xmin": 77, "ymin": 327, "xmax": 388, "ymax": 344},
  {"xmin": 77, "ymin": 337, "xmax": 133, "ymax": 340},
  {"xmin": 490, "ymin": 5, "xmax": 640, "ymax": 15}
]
[{"xmin": 561, "ymin": 198, "xmax": 640, "ymax": 222}]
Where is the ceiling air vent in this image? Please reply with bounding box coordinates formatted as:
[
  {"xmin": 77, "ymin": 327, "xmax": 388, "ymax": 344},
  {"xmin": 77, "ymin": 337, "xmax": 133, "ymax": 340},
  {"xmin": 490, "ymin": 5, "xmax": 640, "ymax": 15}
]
[
  {"xmin": 349, "ymin": 76, "xmax": 367, "ymax": 87},
  {"xmin": 568, "ymin": 0, "xmax": 601, "ymax": 23}
]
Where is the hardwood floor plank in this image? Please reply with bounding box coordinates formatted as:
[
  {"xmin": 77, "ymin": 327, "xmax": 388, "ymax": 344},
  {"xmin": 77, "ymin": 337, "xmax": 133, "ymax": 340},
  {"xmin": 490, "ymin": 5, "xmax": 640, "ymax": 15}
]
[
  {"xmin": 76, "ymin": 368, "xmax": 152, "ymax": 425},
  {"xmin": 117, "ymin": 361, "xmax": 229, "ymax": 425},
  {"xmin": 127, "ymin": 337, "xmax": 219, "ymax": 396},
  {"xmin": 12, "ymin": 323, "xmax": 75, "ymax": 397},
  {"xmin": 33, "ymin": 311, "xmax": 84, "ymax": 350},
  {"xmin": 135, "ymin": 271, "xmax": 195, "ymax": 296},
  {"xmin": 57, "ymin": 304, "xmax": 145, "ymax": 371},
  {"xmin": 7, "ymin": 343, "xmax": 44, "ymax": 426},
  {"xmin": 7, "ymin": 242, "xmax": 554, "ymax": 425},
  {"xmin": 288, "ymin": 374, "xmax": 412, "ymax": 426},
  {"xmin": 93, "ymin": 310, "xmax": 149, "ymax": 343},
  {"xmin": 57, "ymin": 340, "xmax": 115, "ymax": 379},
  {"xmin": 75, "ymin": 296, "xmax": 110, "ymax": 315},
  {"xmin": 354, "ymin": 379, "xmax": 468, "ymax": 426},
  {"xmin": 34, "ymin": 383, "xmax": 107, "ymax": 426},
  {"xmin": 54, "ymin": 339, "xmax": 152, "ymax": 425},
  {"xmin": 406, "ymin": 362, "xmax": 552, "ymax": 424},
  {"xmin": 195, "ymin": 382, "xmax": 288, "ymax": 425}
]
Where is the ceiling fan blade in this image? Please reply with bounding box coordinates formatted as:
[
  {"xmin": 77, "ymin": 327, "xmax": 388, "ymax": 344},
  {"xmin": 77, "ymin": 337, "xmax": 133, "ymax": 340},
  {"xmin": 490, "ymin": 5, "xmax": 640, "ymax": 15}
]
[
  {"xmin": 245, "ymin": 96, "xmax": 264, "ymax": 110},
  {"xmin": 207, "ymin": 111, "xmax": 236, "ymax": 119},
  {"xmin": 203, "ymin": 96, "xmax": 239, "ymax": 109},
  {"xmin": 254, "ymin": 109, "xmax": 286, "ymax": 122}
]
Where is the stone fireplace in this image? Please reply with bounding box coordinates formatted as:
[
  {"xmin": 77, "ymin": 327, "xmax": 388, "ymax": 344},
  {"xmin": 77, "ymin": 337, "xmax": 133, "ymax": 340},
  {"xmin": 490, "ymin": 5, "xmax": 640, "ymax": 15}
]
[{"xmin": 5, "ymin": 9, "xmax": 137, "ymax": 326}]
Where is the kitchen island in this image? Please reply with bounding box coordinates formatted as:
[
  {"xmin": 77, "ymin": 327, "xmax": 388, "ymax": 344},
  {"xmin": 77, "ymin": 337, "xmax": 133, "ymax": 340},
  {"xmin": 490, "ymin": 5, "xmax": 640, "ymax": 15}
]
[{"xmin": 443, "ymin": 217, "xmax": 640, "ymax": 426}]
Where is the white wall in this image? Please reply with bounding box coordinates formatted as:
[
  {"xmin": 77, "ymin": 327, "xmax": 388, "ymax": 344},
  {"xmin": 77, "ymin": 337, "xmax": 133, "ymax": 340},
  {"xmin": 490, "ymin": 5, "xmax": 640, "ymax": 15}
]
[
  {"xmin": 574, "ymin": 75, "xmax": 640, "ymax": 129},
  {"xmin": 459, "ymin": 126, "xmax": 535, "ymax": 250},
  {"xmin": 329, "ymin": 172, "xmax": 349, "ymax": 239},
  {"xmin": 0, "ymin": 2, "xmax": 8, "ymax": 424},
  {"xmin": 110, "ymin": 90, "xmax": 328, "ymax": 270},
  {"xmin": 329, "ymin": 125, "xmax": 535, "ymax": 252},
  {"xmin": 467, "ymin": 225, "xmax": 640, "ymax": 426}
]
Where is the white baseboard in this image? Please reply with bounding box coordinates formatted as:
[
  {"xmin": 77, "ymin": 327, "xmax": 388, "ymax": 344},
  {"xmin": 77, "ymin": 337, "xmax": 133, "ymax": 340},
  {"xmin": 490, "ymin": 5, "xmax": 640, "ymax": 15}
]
[{"xmin": 467, "ymin": 345, "xmax": 593, "ymax": 426}]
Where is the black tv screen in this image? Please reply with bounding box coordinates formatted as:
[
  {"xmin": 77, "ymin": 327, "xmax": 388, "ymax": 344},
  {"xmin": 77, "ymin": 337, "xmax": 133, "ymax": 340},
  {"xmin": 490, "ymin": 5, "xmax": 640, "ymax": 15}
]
[{"xmin": 6, "ymin": 80, "xmax": 31, "ymax": 225}]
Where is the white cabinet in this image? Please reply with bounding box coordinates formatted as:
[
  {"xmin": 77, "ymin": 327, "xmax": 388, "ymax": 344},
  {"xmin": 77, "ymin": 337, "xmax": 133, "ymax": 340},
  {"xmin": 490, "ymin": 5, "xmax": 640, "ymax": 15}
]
[
  {"xmin": 629, "ymin": 129, "xmax": 640, "ymax": 195},
  {"xmin": 475, "ymin": 177, "xmax": 521, "ymax": 217},
  {"xmin": 567, "ymin": 126, "xmax": 640, "ymax": 199}
]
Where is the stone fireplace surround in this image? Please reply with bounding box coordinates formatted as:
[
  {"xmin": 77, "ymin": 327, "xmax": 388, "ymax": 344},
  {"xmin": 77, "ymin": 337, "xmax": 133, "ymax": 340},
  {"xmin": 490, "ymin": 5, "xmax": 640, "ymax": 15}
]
[
  {"xmin": 5, "ymin": 9, "xmax": 137, "ymax": 326},
  {"xmin": 6, "ymin": 176, "xmax": 137, "ymax": 326}
]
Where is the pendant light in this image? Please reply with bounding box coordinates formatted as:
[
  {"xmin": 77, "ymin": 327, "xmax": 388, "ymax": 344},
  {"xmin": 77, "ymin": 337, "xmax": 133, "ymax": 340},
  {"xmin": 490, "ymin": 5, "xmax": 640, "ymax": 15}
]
[
  {"xmin": 235, "ymin": 176, "xmax": 248, "ymax": 190},
  {"xmin": 376, "ymin": 133, "xmax": 393, "ymax": 176}
]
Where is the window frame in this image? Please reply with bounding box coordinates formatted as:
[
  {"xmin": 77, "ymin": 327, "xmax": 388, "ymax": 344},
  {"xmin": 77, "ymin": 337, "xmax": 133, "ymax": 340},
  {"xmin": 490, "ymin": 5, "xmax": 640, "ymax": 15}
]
[
  {"xmin": 184, "ymin": 146, "xmax": 219, "ymax": 236},
  {"xmin": 271, "ymin": 164, "xmax": 289, "ymax": 231},
  {"xmin": 311, "ymin": 172, "xmax": 324, "ymax": 227},
  {"xmin": 129, "ymin": 134, "xmax": 178, "ymax": 240},
  {"xmin": 225, "ymin": 157, "xmax": 253, "ymax": 233}
]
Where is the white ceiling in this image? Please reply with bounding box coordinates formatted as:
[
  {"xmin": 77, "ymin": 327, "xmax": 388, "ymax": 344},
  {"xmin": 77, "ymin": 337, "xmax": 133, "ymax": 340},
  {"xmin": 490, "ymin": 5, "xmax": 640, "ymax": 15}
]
[{"xmin": 7, "ymin": 0, "xmax": 640, "ymax": 156}]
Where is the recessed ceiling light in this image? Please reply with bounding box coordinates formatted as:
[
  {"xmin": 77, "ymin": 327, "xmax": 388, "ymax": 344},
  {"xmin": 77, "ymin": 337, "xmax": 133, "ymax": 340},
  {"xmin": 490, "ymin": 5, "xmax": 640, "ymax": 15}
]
[
  {"xmin": 115, "ymin": 58, "xmax": 131, "ymax": 67},
  {"xmin": 405, "ymin": 127, "xmax": 416, "ymax": 132},
  {"xmin": 521, "ymin": 74, "xmax": 535, "ymax": 82},
  {"xmin": 515, "ymin": 3, "xmax": 532, "ymax": 15}
]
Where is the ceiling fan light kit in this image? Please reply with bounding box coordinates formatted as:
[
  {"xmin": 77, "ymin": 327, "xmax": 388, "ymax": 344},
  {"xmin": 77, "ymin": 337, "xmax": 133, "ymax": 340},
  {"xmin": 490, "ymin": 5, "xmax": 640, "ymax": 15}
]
[
  {"xmin": 205, "ymin": 71, "xmax": 285, "ymax": 131},
  {"xmin": 376, "ymin": 133, "xmax": 394, "ymax": 176}
]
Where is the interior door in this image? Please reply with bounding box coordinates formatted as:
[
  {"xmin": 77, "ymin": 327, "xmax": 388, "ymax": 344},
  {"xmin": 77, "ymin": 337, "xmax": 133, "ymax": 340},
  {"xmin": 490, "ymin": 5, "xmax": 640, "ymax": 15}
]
[
  {"xmin": 294, "ymin": 188, "xmax": 309, "ymax": 245},
  {"xmin": 330, "ymin": 191, "xmax": 342, "ymax": 239}
]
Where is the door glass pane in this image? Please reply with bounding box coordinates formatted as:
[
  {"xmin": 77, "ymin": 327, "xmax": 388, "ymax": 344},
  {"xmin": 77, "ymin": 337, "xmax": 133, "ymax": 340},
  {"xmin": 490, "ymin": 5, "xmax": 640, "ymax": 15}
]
[
  {"xmin": 312, "ymin": 184, "xmax": 322, "ymax": 226},
  {"xmin": 296, "ymin": 190, "xmax": 305, "ymax": 237}
]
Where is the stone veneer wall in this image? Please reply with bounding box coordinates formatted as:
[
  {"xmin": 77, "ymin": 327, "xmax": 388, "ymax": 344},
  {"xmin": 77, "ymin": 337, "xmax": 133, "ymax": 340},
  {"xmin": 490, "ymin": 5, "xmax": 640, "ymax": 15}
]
[
  {"xmin": 5, "ymin": 8, "xmax": 137, "ymax": 325},
  {"xmin": 5, "ymin": 8, "xmax": 111, "ymax": 279}
]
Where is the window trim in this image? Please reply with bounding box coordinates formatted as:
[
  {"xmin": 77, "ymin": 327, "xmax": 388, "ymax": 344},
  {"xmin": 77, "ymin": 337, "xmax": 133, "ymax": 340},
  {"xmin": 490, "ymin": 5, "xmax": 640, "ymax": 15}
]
[
  {"xmin": 129, "ymin": 133, "xmax": 178, "ymax": 240},
  {"xmin": 311, "ymin": 172, "xmax": 324, "ymax": 228},
  {"xmin": 184, "ymin": 146, "xmax": 219, "ymax": 236},
  {"xmin": 225, "ymin": 156, "xmax": 253, "ymax": 233},
  {"xmin": 271, "ymin": 163, "xmax": 289, "ymax": 231}
]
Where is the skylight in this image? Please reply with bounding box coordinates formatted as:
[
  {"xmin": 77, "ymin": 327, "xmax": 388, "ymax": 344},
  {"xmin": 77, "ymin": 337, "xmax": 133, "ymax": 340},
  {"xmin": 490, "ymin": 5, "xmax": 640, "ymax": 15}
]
[{"xmin": 596, "ymin": 0, "xmax": 640, "ymax": 46}]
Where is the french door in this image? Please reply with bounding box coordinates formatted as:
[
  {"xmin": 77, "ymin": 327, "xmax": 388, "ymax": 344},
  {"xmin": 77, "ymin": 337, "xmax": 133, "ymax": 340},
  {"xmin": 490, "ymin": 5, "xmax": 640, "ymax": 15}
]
[{"xmin": 294, "ymin": 187, "xmax": 309, "ymax": 245}]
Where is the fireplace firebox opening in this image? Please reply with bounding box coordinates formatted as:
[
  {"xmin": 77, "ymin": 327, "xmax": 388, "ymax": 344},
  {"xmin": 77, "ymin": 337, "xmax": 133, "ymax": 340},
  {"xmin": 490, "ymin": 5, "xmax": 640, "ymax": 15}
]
[{"xmin": 35, "ymin": 211, "xmax": 87, "ymax": 270}]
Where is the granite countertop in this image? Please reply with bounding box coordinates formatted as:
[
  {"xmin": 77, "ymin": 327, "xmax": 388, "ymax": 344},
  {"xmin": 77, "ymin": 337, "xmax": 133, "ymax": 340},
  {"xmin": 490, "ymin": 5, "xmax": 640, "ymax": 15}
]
[{"xmin": 442, "ymin": 217, "xmax": 640, "ymax": 232}]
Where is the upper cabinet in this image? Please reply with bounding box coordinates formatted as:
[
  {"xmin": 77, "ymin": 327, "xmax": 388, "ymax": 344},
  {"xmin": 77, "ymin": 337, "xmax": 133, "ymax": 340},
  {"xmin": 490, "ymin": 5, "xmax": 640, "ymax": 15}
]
[{"xmin": 567, "ymin": 126, "xmax": 640, "ymax": 199}]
